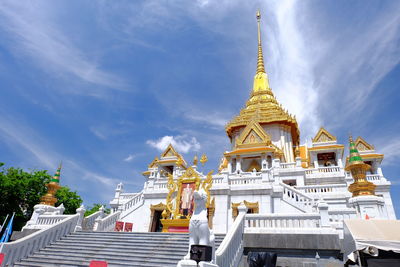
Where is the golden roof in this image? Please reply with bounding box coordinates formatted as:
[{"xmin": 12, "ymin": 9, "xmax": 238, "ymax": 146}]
[{"xmin": 225, "ymin": 11, "xmax": 299, "ymax": 145}]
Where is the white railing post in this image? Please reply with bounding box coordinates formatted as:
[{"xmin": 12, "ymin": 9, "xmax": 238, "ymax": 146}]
[
  {"xmin": 317, "ymin": 201, "xmax": 329, "ymax": 228},
  {"xmin": 74, "ymin": 205, "xmax": 86, "ymax": 232}
]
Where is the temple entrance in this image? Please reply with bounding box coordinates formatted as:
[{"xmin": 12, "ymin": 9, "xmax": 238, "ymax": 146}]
[{"xmin": 149, "ymin": 203, "xmax": 166, "ymax": 232}]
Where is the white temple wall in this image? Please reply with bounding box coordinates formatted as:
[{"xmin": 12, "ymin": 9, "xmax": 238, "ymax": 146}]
[
  {"xmin": 213, "ymin": 194, "xmax": 229, "ymax": 234},
  {"xmin": 381, "ymin": 191, "xmax": 397, "ymax": 219}
]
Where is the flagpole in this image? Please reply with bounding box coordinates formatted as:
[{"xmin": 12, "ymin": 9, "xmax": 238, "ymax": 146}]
[
  {"xmin": 0, "ymin": 212, "xmax": 15, "ymax": 243},
  {"xmin": 0, "ymin": 214, "xmax": 9, "ymax": 234}
]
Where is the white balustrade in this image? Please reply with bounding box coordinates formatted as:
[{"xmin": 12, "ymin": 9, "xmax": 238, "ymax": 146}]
[
  {"xmin": 35, "ymin": 215, "xmax": 70, "ymax": 226},
  {"xmin": 119, "ymin": 193, "xmax": 138, "ymax": 200},
  {"xmin": 153, "ymin": 181, "xmax": 168, "ymax": 189},
  {"xmin": 229, "ymin": 176, "xmax": 262, "ymax": 185},
  {"xmin": 93, "ymin": 211, "xmax": 121, "ymax": 231},
  {"xmin": 212, "ymin": 176, "xmax": 224, "ymax": 184},
  {"xmin": 0, "ymin": 214, "xmax": 79, "ymax": 266},
  {"xmin": 215, "ymin": 209, "xmax": 246, "ymax": 267},
  {"xmin": 82, "ymin": 209, "xmax": 104, "ymax": 231},
  {"xmin": 366, "ymin": 174, "xmax": 382, "ymax": 182},
  {"xmin": 245, "ymin": 213, "xmax": 321, "ymax": 229},
  {"xmin": 279, "ymin": 162, "xmax": 296, "ymax": 169},
  {"xmin": 295, "ymin": 184, "xmax": 348, "ymax": 194},
  {"xmin": 123, "ymin": 191, "xmax": 144, "ymax": 211},
  {"xmin": 305, "ymin": 166, "xmax": 343, "ymax": 178},
  {"xmin": 280, "ymin": 182, "xmax": 315, "ymax": 213}
]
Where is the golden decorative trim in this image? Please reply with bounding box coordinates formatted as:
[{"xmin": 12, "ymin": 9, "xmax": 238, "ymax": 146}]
[
  {"xmin": 355, "ymin": 136, "xmax": 374, "ymax": 151},
  {"xmin": 312, "ymin": 127, "xmax": 337, "ymax": 143},
  {"xmin": 308, "ymin": 144, "xmax": 344, "ymax": 151},
  {"xmin": 232, "ymin": 200, "xmax": 259, "ymax": 219},
  {"xmin": 235, "ymin": 120, "xmax": 271, "ymax": 149}
]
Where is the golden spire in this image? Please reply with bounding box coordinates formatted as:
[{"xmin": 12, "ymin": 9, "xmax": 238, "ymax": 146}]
[
  {"xmin": 256, "ymin": 10, "xmax": 265, "ymax": 74},
  {"xmin": 225, "ymin": 10, "xmax": 300, "ymax": 147},
  {"xmin": 345, "ymin": 135, "xmax": 376, "ymax": 197},
  {"xmin": 40, "ymin": 162, "xmax": 62, "ymax": 206}
]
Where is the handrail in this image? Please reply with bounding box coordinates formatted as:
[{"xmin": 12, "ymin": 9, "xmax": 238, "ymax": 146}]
[
  {"xmin": 82, "ymin": 210, "xmax": 103, "ymax": 231},
  {"xmin": 280, "ymin": 182, "xmax": 315, "ymax": 213},
  {"xmin": 0, "ymin": 214, "xmax": 79, "ymax": 266},
  {"xmin": 123, "ymin": 191, "xmax": 144, "ymax": 211},
  {"xmin": 215, "ymin": 212, "xmax": 245, "ymax": 267},
  {"xmin": 245, "ymin": 213, "xmax": 321, "ymax": 229},
  {"xmin": 93, "ymin": 211, "xmax": 121, "ymax": 231}
]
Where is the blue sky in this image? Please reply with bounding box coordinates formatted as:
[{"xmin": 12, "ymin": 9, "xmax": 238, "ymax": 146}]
[{"xmin": 1, "ymin": 1, "xmax": 400, "ymax": 216}]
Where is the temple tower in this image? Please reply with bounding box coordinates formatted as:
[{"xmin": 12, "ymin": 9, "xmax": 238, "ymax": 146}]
[{"xmin": 224, "ymin": 11, "xmax": 300, "ymax": 173}]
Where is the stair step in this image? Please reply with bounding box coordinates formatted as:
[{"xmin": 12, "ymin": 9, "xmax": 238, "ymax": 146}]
[{"xmin": 13, "ymin": 231, "xmax": 226, "ymax": 267}]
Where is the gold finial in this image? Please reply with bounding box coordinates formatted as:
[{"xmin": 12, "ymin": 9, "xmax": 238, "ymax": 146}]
[
  {"xmin": 200, "ymin": 154, "xmax": 208, "ymax": 166},
  {"xmin": 40, "ymin": 163, "xmax": 62, "ymax": 206},
  {"xmin": 193, "ymin": 155, "xmax": 198, "ymax": 166},
  {"xmin": 256, "ymin": 10, "xmax": 265, "ymax": 74}
]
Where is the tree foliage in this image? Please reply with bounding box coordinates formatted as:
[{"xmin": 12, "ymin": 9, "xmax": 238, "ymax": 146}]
[
  {"xmin": 0, "ymin": 163, "xmax": 51, "ymax": 230},
  {"xmin": 55, "ymin": 187, "xmax": 83, "ymax": 214},
  {"xmin": 84, "ymin": 203, "xmax": 110, "ymax": 217}
]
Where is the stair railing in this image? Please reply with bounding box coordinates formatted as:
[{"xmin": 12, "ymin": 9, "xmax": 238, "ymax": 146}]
[
  {"xmin": 82, "ymin": 207, "xmax": 105, "ymax": 231},
  {"xmin": 93, "ymin": 211, "xmax": 121, "ymax": 231},
  {"xmin": 280, "ymin": 182, "xmax": 315, "ymax": 213},
  {"xmin": 0, "ymin": 213, "xmax": 79, "ymax": 267},
  {"xmin": 215, "ymin": 205, "xmax": 246, "ymax": 267}
]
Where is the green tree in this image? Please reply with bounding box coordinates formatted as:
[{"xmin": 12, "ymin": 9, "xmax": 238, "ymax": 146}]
[
  {"xmin": 84, "ymin": 203, "xmax": 110, "ymax": 217},
  {"xmin": 0, "ymin": 163, "xmax": 51, "ymax": 230},
  {"xmin": 55, "ymin": 187, "xmax": 83, "ymax": 214}
]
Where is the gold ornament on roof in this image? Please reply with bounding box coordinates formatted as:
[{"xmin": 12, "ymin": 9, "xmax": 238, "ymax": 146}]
[
  {"xmin": 200, "ymin": 153, "xmax": 208, "ymax": 166},
  {"xmin": 193, "ymin": 155, "xmax": 198, "ymax": 166}
]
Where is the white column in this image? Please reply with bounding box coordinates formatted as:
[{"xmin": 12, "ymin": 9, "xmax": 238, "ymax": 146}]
[
  {"xmin": 236, "ymin": 156, "xmax": 241, "ymax": 173},
  {"xmin": 337, "ymin": 158, "xmax": 343, "ymax": 168},
  {"xmin": 228, "ymin": 158, "xmax": 233, "ymax": 173}
]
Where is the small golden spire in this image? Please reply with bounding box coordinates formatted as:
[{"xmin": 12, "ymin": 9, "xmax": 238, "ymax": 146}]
[
  {"xmin": 200, "ymin": 154, "xmax": 208, "ymax": 166},
  {"xmin": 193, "ymin": 155, "xmax": 198, "ymax": 166},
  {"xmin": 256, "ymin": 10, "xmax": 265, "ymax": 74}
]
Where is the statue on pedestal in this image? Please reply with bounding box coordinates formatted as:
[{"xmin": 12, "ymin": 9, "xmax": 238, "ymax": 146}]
[{"xmin": 177, "ymin": 188, "xmax": 217, "ymax": 267}]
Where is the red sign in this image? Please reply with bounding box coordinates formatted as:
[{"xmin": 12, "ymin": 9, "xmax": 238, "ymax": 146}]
[
  {"xmin": 89, "ymin": 260, "xmax": 107, "ymax": 267},
  {"xmin": 124, "ymin": 222, "xmax": 133, "ymax": 232},
  {"xmin": 0, "ymin": 253, "xmax": 4, "ymax": 265},
  {"xmin": 114, "ymin": 221, "xmax": 124, "ymax": 232},
  {"xmin": 168, "ymin": 226, "xmax": 189, "ymax": 233}
]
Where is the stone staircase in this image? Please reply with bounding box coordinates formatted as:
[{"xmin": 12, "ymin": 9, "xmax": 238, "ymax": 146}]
[{"xmin": 12, "ymin": 231, "xmax": 225, "ymax": 267}]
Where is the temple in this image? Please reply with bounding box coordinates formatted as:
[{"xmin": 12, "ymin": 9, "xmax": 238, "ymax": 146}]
[
  {"xmin": 3, "ymin": 11, "xmax": 398, "ymax": 267},
  {"xmin": 108, "ymin": 12, "xmax": 396, "ymax": 236}
]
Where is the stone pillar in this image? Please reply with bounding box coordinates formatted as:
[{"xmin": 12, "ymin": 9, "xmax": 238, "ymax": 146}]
[
  {"xmin": 75, "ymin": 205, "xmax": 86, "ymax": 232},
  {"xmin": 295, "ymin": 156, "xmax": 302, "ymax": 167},
  {"xmin": 337, "ymin": 158, "xmax": 343, "ymax": 168},
  {"xmin": 261, "ymin": 153, "xmax": 267, "ymax": 170},
  {"xmin": 377, "ymin": 167, "xmax": 383, "ymax": 176},
  {"xmin": 228, "ymin": 158, "xmax": 233, "ymax": 174},
  {"xmin": 236, "ymin": 155, "xmax": 241, "ymax": 173},
  {"xmin": 318, "ymin": 201, "xmax": 330, "ymax": 228}
]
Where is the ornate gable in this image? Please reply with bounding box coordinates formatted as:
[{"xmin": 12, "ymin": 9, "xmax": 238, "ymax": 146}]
[
  {"xmin": 161, "ymin": 144, "xmax": 178, "ymax": 158},
  {"xmin": 148, "ymin": 157, "xmax": 159, "ymax": 168},
  {"xmin": 312, "ymin": 127, "xmax": 337, "ymax": 143},
  {"xmin": 355, "ymin": 136, "xmax": 374, "ymax": 152},
  {"xmin": 236, "ymin": 121, "xmax": 271, "ymax": 149}
]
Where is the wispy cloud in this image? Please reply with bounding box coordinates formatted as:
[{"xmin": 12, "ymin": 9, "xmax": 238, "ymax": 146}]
[
  {"xmin": 146, "ymin": 135, "xmax": 201, "ymax": 153},
  {"xmin": 0, "ymin": 1, "xmax": 124, "ymax": 91},
  {"xmin": 124, "ymin": 154, "xmax": 135, "ymax": 162}
]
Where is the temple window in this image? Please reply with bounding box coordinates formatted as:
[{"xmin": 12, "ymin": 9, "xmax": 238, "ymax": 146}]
[{"xmin": 317, "ymin": 152, "xmax": 337, "ymax": 167}]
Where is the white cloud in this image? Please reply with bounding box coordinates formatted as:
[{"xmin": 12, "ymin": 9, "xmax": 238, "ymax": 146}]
[
  {"xmin": 124, "ymin": 154, "xmax": 135, "ymax": 162},
  {"xmin": 0, "ymin": 1, "xmax": 124, "ymax": 90},
  {"xmin": 89, "ymin": 127, "xmax": 107, "ymax": 140},
  {"xmin": 146, "ymin": 135, "xmax": 201, "ymax": 153},
  {"xmin": 377, "ymin": 139, "xmax": 400, "ymax": 166}
]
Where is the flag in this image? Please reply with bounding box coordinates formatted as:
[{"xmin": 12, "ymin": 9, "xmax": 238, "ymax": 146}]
[{"xmin": 0, "ymin": 212, "xmax": 15, "ymax": 243}]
